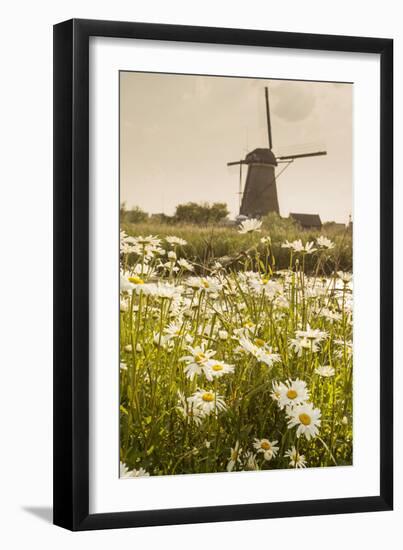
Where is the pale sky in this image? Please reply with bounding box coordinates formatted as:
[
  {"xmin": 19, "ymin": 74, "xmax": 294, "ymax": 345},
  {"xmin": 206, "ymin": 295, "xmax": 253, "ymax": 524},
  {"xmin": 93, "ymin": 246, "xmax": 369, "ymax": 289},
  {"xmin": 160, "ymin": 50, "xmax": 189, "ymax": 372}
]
[{"xmin": 120, "ymin": 72, "xmax": 352, "ymax": 223}]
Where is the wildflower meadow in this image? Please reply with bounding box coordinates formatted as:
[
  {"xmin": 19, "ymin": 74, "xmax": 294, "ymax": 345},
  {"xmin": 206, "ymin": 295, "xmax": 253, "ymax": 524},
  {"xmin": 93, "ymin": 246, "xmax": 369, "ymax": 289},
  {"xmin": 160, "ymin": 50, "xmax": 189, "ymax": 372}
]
[{"xmin": 119, "ymin": 219, "xmax": 353, "ymax": 477}]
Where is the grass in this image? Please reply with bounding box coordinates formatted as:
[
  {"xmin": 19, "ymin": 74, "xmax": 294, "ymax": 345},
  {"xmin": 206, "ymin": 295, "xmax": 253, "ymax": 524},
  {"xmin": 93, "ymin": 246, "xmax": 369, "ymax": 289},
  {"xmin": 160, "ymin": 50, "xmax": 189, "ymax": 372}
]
[
  {"xmin": 119, "ymin": 224, "xmax": 353, "ymax": 477},
  {"xmin": 121, "ymin": 218, "xmax": 352, "ymax": 274}
]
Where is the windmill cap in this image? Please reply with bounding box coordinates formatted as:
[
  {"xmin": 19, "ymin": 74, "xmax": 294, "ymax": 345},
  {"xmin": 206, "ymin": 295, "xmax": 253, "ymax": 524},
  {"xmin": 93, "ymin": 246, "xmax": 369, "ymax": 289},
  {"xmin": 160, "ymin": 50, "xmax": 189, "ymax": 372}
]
[{"xmin": 245, "ymin": 148, "xmax": 277, "ymax": 166}]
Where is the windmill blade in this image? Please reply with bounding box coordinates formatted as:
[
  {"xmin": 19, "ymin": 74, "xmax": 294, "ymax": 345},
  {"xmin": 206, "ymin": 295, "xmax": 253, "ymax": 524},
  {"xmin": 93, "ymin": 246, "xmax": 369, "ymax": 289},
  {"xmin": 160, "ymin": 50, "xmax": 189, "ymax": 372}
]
[
  {"xmin": 276, "ymin": 151, "xmax": 327, "ymax": 161},
  {"xmin": 227, "ymin": 160, "xmax": 246, "ymax": 166},
  {"xmin": 265, "ymin": 87, "xmax": 273, "ymax": 149}
]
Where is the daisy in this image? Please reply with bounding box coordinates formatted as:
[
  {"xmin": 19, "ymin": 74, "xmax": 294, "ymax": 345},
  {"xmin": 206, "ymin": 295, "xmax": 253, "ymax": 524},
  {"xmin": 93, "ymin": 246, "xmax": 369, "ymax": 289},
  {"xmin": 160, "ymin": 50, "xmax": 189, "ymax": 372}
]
[
  {"xmin": 120, "ymin": 462, "xmax": 149, "ymax": 478},
  {"xmin": 167, "ymin": 250, "xmax": 177, "ymax": 261},
  {"xmin": 163, "ymin": 322, "xmax": 184, "ymax": 338},
  {"xmin": 295, "ymin": 323, "xmax": 328, "ymax": 344},
  {"xmin": 317, "ymin": 235, "xmax": 335, "ymax": 249},
  {"xmin": 243, "ymin": 451, "xmax": 259, "ymax": 471},
  {"xmin": 260, "ymin": 236, "xmax": 271, "ymax": 245},
  {"xmin": 218, "ymin": 329, "xmax": 229, "ymax": 340},
  {"xmin": 253, "ymin": 438, "xmax": 279, "ymax": 461},
  {"xmin": 146, "ymin": 282, "xmax": 182, "ymax": 299},
  {"xmin": 227, "ymin": 441, "xmax": 242, "ymax": 472},
  {"xmin": 284, "ymin": 446, "xmax": 307, "ymax": 468},
  {"xmin": 120, "ymin": 272, "xmax": 135, "ymax": 293},
  {"xmin": 238, "ymin": 218, "xmax": 262, "ymax": 234},
  {"xmin": 176, "ymin": 391, "xmax": 205, "ymax": 425},
  {"xmin": 276, "ymin": 379, "xmax": 310, "ymax": 410},
  {"xmin": 179, "ymin": 344, "xmax": 216, "ymax": 380},
  {"xmin": 288, "ymin": 337, "xmax": 318, "ymax": 356},
  {"xmin": 250, "ymin": 276, "xmax": 282, "ymax": 298},
  {"xmin": 337, "ymin": 271, "xmax": 353, "ymax": 284},
  {"xmin": 303, "ymin": 241, "xmax": 317, "ymax": 254},
  {"xmin": 185, "ymin": 276, "xmax": 222, "ymax": 293},
  {"xmin": 204, "ymin": 360, "xmax": 235, "ymax": 381},
  {"xmin": 239, "ymin": 337, "xmax": 281, "ymax": 367},
  {"xmin": 315, "ymin": 365, "xmax": 335, "ymax": 378},
  {"xmin": 166, "ymin": 236, "xmax": 187, "ymax": 246},
  {"xmin": 178, "ymin": 258, "xmax": 194, "ymax": 271},
  {"xmin": 287, "ymin": 402, "xmax": 321, "ymax": 440},
  {"xmin": 187, "ymin": 389, "xmax": 227, "ymax": 415}
]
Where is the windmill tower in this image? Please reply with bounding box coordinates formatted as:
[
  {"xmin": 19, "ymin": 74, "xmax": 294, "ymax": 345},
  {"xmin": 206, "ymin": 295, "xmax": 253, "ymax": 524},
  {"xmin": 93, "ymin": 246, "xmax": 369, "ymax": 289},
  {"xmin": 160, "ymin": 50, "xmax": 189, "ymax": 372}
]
[{"xmin": 228, "ymin": 87, "xmax": 327, "ymax": 218}]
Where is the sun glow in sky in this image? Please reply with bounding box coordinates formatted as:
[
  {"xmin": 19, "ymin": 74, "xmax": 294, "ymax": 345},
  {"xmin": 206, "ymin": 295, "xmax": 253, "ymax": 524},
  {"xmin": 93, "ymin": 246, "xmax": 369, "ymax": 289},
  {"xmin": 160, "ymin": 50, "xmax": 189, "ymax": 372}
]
[{"xmin": 120, "ymin": 72, "xmax": 352, "ymax": 223}]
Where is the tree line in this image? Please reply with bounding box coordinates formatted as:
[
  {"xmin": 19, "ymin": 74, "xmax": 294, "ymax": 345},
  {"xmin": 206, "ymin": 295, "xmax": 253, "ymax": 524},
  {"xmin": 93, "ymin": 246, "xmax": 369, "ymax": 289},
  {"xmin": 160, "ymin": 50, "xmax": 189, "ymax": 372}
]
[{"xmin": 120, "ymin": 202, "xmax": 229, "ymax": 225}]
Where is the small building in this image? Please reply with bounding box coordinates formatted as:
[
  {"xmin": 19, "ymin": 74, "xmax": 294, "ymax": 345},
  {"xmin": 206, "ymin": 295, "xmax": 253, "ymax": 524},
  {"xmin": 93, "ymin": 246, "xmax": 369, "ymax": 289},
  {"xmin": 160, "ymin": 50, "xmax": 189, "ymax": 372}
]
[{"xmin": 290, "ymin": 213, "xmax": 322, "ymax": 230}]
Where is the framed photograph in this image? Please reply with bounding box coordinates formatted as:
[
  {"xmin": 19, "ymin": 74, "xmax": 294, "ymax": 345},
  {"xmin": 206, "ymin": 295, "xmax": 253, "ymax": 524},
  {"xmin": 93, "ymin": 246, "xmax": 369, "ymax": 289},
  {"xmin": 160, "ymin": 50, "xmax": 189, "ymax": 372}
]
[{"xmin": 53, "ymin": 19, "xmax": 393, "ymax": 530}]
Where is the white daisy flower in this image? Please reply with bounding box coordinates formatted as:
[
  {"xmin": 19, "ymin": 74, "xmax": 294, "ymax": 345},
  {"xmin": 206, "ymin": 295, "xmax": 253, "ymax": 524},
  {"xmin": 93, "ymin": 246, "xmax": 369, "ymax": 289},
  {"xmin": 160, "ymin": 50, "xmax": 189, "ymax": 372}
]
[
  {"xmin": 204, "ymin": 360, "xmax": 235, "ymax": 381},
  {"xmin": 167, "ymin": 250, "xmax": 177, "ymax": 260},
  {"xmin": 227, "ymin": 441, "xmax": 242, "ymax": 472},
  {"xmin": 276, "ymin": 379, "xmax": 310, "ymax": 410},
  {"xmin": 287, "ymin": 402, "xmax": 321, "ymax": 440},
  {"xmin": 288, "ymin": 337, "xmax": 313, "ymax": 356},
  {"xmin": 166, "ymin": 236, "xmax": 187, "ymax": 246},
  {"xmin": 243, "ymin": 451, "xmax": 259, "ymax": 471},
  {"xmin": 284, "ymin": 446, "xmax": 307, "ymax": 468},
  {"xmin": 337, "ymin": 271, "xmax": 353, "ymax": 284},
  {"xmin": 187, "ymin": 389, "xmax": 227, "ymax": 415},
  {"xmin": 281, "ymin": 239, "xmax": 316, "ymax": 254},
  {"xmin": 238, "ymin": 218, "xmax": 262, "ymax": 234},
  {"xmin": 176, "ymin": 391, "xmax": 205, "ymax": 425},
  {"xmin": 179, "ymin": 344, "xmax": 216, "ymax": 380},
  {"xmin": 185, "ymin": 276, "xmax": 222, "ymax": 293},
  {"xmin": 218, "ymin": 329, "xmax": 229, "ymax": 340},
  {"xmin": 253, "ymin": 438, "xmax": 279, "ymax": 461},
  {"xmin": 163, "ymin": 322, "xmax": 183, "ymax": 338},
  {"xmin": 178, "ymin": 258, "xmax": 194, "ymax": 271},
  {"xmin": 120, "ymin": 462, "xmax": 149, "ymax": 478},
  {"xmin": 315, "ymin": 365, "xmax": 335, "ymax": 377},
  {"xmin": 295, "ymin": 323, "xmax": 328, "ymax": 344},
  {"xmin": 239, "ymin": 337, "xmax": 281, "ymax": 367},
  {"xmin": 317, "ymin": 235, "xmax": 335, "ymax": 249},
  {"xmin": 260, "ymin": 236, "xmax": 271, "ymax": 245}
]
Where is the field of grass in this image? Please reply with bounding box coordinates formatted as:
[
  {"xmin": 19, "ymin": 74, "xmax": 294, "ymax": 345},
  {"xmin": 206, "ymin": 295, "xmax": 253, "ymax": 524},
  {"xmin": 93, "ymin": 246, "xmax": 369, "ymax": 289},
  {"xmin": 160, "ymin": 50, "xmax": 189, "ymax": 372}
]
[
  {"xmin": 121, "ymin": 216, "xmax": 352, "ymax": 274},
  {"xmin": 119, "ymin": 221, "xmax": 353, "ymax": 477}
]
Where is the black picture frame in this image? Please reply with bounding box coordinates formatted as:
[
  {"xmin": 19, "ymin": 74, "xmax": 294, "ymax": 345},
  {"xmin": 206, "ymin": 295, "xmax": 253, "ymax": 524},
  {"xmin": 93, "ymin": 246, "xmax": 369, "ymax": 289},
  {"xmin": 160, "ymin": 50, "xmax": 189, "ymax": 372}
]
[{"xmin": 53, "ymin": 18, "xmax": 393, "ymax": 531}]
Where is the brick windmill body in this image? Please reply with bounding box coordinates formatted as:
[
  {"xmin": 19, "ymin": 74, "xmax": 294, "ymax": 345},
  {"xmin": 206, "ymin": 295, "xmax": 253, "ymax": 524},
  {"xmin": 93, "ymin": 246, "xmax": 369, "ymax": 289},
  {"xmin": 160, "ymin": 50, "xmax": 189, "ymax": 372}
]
[{"xmin": 228, "ymin": 87, "xmax": 327, "ymax": 219}]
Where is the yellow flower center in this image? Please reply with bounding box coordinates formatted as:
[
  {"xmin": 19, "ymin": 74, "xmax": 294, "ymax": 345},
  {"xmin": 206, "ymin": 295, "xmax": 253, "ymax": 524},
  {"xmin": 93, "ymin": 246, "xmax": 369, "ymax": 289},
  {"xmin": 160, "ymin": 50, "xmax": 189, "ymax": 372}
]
[
  {"xmin": 261, "ymin": 277, "xmax": 269, "ymax": 284},
  {"xmin": 244, "ymin": 321, "xmax": 254, "ymax": 328},
  {"xmin": 202, "ymin": 392, "xmax": 214, "ymax": 402},
  {"xmin": 195, "ymin": 353, "xmax": 206, "ymax": 363},
  {"xmin": 128, "ymin": 275, "xmax": 144, "ymax": 285},
  {"xmin": 287, "ymin": 389, "xmax": 298, "ymax": 400},
  {"xmin": 260, "ymin": 441, "xmax": 271, "ymax": 450},
  {"xmin": 299, "ymin": 413, "xmax": 311, "ymax": 426},
  {"xmin": 212, "ymin": 364, "xmax": 223, "ymax": 372},
  {"xmin": 254, "ymin": 338, "xmax": 265, "ymax": 347},
  {"xmin": 202, "ymin": 279, "xmax": 210, "ymax": 288}
]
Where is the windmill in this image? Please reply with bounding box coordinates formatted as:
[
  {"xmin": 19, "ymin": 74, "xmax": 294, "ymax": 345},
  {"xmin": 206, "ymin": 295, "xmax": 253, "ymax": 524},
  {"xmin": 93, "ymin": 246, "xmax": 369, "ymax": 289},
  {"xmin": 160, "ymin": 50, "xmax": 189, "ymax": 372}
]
[{"xmin": 227, "ymin": 86, "xmax": 327, "ymax": 218}]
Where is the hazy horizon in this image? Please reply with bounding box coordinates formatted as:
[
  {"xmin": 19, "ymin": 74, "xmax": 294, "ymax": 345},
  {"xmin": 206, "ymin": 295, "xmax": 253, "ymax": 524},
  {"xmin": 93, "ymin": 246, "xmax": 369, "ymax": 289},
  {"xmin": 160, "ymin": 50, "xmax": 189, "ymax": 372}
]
[{"xmin": 120, "ymin": 72, "xmax": 352, "ymax": 224}]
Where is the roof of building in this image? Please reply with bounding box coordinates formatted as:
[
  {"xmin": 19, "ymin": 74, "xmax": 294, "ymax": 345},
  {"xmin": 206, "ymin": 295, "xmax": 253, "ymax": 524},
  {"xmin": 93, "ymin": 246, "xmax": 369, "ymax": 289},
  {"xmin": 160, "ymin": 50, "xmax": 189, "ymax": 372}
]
[{"xmin": 290, "ymin": 213, "xmax": 322, "ymax": 228}]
